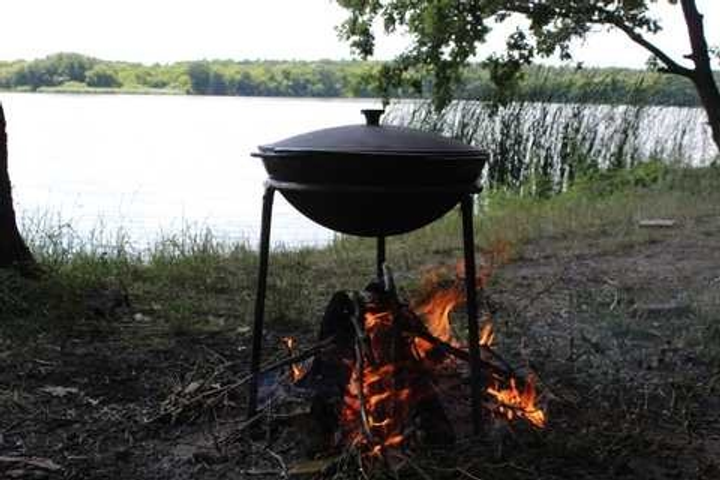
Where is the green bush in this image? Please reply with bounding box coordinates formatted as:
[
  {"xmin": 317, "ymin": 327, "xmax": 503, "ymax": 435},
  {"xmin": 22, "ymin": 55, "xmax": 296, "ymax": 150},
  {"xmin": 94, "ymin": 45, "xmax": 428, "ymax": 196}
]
[{"xmin": 570, "ymin": 160, "xmax": 670, "ymax": 198}]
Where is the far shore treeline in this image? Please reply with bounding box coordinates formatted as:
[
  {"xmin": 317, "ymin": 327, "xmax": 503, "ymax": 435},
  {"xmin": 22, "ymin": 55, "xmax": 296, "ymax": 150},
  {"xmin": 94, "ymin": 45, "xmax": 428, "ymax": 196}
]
[{"xmin": 0, "ymin": 52, "xmax": 715, "ymax": 106}]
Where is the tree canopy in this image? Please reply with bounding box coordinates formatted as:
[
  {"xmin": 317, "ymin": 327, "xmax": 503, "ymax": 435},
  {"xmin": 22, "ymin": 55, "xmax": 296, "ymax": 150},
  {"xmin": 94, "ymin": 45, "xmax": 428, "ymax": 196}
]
[{"xmin": 336, "ymin": 0, "xmax": 720, "ymax": 149}]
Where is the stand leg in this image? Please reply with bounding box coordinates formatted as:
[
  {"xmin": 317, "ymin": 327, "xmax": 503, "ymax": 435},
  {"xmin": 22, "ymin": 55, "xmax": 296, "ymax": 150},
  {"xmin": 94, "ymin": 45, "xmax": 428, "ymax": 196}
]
[
  {"xmin": 247, "ymin": 186, "xmax": 275, "ymax": 419},
  {"xmin": 461, "ymin": 195, "xmax": 484, "ymax": 435},
  {"xmin": 376, "ymin": 236, "xmax": 386, "ymax": 281}
]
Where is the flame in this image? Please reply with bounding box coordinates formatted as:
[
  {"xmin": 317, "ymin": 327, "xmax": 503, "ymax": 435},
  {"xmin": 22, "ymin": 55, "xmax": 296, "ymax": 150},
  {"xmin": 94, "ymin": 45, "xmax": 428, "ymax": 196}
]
[
  {"xmin": 365, "ymin": 310, "xmax": 392, "ymax": 330},
  {"xmin": 338, "ymin": 242, "xmax": 547, "ymax": 459},
  {"xmin": 415, "ymin": 287, "xmax": 461, "ymax": 343},
  {"xmin": 412, "ymin": 284, "xmax": 464, "ymax": 360},
  {"xmin": 409, "ymin": 252, "xmax": 546, "ymax": 432},
  {"xmin": 486, "ymin": 376, "xmax": 546, "ymax": 428},
  {"xmin": 340, "ymin": 308, "xmax": 414, "ymax": 455},
  {"xmin": 479, "ymin": 318, "xmax": 495, "ymax": 346},
  {"xmin": 280, "ymin": 336, "xmax": 306, "ymax": 383}
]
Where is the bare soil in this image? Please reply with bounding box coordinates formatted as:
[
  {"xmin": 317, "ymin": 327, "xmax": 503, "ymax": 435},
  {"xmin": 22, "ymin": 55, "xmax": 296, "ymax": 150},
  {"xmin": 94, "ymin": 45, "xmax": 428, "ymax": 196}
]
[{"xmin": 1, "ymin": 217, "xmax": 719, "ymax": 479}]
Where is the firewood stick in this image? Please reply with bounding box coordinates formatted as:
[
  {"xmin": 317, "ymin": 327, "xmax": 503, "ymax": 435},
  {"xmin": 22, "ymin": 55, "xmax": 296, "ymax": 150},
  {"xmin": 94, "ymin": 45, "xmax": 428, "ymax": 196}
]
[
  {"xmin": 353, "ymin": 339, "xmax": 375, "ymax": 444},
  {"xmin": 146, "ymin": 336, "xmax": 335, "ymax": 424},
  {"xmin": 216, "ymin": 335, "xmax": 336, "ymax": 397},
  {"xmin": 220, "ymin": 334, "xmax": 338, "ymax": 396},
  {"xmin": 407, "ymin": 324, "xmax": 513, "ymax": 377},
  {"xmin": 258, "ymin": 335, "xmax": 336, "ymax": 377},
  {"xmin": 349, "ymin": 293, "xmax": 376, "ymax": 444},
  {"xmin": 395, "ymin": 304, "xmax": 520, "ymax": 378},
  {"xmin": 349, "ymin": 291, "xmax": 377, "ymax": 366}
]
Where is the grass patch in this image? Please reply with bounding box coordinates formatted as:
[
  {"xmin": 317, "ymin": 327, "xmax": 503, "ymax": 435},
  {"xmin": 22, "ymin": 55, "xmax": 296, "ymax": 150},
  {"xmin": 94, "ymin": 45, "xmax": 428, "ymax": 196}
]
[{"xmin": 1, "ymin": 164, "xmax": 718, "ymax": 343}]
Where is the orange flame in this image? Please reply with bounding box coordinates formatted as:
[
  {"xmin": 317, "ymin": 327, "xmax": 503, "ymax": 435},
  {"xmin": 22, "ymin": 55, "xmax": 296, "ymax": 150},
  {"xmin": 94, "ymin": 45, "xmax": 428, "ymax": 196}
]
[
  {"xmin": 340, "ymin": 308, "xmax": 414, "ymax": 455},
  {"xmin": 338, "ymin": 241, "xmax": 547, "ymax": 459},
  {"xmin": 412, "ymin": 283, "xmax": 464, "ymax": 360},
  {"xmin": 486, "ymin": 376, "xmax": 546, "ymax": 428},
  {"xmin": 409, "ymin": 251, "xmax": 546, "ymax": 432},
  {"xmin": 479, "ymin": 318, "xmax": 495, "ymax": 346},
  {"xmin": 280, "ymin": 336, "xmax": 306, "ymax": 383},
  {"xmin": 415, "ymin": 287, "xmax": 461, "ymax": 343}
]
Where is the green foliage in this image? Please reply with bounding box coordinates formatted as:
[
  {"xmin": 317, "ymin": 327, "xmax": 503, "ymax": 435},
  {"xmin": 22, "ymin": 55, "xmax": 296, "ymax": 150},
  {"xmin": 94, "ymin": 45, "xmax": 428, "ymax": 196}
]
[
  {"xmin": 85, "ymin": 65, "xmax": 121, "ymax": 88},
  {"xmin": 335, "ymin": 0, "xmax": 714, "ymax": 109},
  {"xmin": 187, "ymin": 61, "xmax": 211, "ymax": 94},
  {"xmin": 8, "ymin": 53, "xmax": 98, "ymax": 90},
  {"xmin": 569, "ymin": 160, "xmax": 670, "ymax": 198},
  {"xmin": 0, "ymin": 53, "xmax": 713, "ymax": 106}
]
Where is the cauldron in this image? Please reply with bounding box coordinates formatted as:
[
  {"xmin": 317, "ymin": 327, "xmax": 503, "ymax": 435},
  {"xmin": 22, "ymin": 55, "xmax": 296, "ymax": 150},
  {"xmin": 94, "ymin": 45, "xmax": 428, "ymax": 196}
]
[{"xmin": 252, "ymin": 110, "xmax": 487, "ymax": 237}]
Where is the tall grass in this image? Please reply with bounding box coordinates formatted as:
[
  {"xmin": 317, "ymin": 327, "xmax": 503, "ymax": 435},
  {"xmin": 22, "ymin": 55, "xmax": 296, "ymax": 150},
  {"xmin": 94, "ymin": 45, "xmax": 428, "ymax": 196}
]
[
  {"xmin": 386, "ymin": 74, "xmax": 717, "ymax": 197},
  {"xmin": 4, "ymin": 164, "xmax": 719, "ymax": 343}
]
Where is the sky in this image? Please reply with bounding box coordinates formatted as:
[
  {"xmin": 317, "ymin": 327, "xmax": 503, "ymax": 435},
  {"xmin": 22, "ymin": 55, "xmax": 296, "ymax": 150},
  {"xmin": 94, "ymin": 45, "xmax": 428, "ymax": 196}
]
[{"xmin": 0, "ymin": 0, "xmax": 717, "ymax": 69}]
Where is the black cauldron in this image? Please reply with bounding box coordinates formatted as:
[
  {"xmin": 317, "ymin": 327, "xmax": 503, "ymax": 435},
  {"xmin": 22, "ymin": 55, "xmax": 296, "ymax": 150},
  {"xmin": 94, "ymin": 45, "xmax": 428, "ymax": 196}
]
[{"xmin": 252, "ymin": 110, "xmax": 487, "ymax": 237}]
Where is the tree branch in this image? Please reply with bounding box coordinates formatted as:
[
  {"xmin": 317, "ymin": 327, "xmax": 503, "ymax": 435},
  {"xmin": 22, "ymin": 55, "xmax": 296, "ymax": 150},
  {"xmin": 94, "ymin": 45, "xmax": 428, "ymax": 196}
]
[{"xmin": 609, "ymin": 19, "xmax": 694, "ymax": 78}]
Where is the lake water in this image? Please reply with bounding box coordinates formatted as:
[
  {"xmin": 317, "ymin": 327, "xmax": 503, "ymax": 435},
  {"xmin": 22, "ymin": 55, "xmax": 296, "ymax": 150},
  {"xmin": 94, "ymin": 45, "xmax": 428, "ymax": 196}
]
[
  {"xmin": 1, "ymin": 93, "xmax": 715, "ymax": 250},
  {"xmin": 2, "ymin": 93, "xmax": 383, "ymax": 249}
]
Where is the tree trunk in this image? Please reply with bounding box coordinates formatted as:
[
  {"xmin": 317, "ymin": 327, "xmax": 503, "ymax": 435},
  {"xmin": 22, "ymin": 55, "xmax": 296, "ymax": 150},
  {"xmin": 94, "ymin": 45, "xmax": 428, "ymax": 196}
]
[
  {"xmin": 0, "ymin": 102, "xmax": 36, "ymax": 272},
  {"xmin": 681, "ymin": 0, "xmax": 720, "ymax": 153},
  {"xmin": 692, "ymin": 72, "xmax": 720, "ymax": 153}
]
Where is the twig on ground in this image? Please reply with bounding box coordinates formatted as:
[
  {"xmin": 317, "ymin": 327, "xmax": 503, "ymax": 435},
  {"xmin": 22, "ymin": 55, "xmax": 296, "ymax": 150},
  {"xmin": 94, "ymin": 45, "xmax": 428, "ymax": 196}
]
[
  {"xmin": 456, "ymin": 466, "xmax": 484, "ymax": 480},
  {"xmin": 219, "ymin": 407, "xmax": 271, "ymax": 447},
  {"xmin": 237, "ymin": 469, "xmax": 283, "ymax": 476},
  {"xmin": 255, "ymin": 442, "xmax": 288, "ymax": 479}
]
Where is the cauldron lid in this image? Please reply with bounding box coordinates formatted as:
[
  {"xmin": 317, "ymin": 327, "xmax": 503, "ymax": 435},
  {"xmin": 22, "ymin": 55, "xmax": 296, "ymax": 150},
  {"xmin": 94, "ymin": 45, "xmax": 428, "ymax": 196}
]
[{"xmin": 257, "ymin": 109, "xmax": 485, "ymax": 158}]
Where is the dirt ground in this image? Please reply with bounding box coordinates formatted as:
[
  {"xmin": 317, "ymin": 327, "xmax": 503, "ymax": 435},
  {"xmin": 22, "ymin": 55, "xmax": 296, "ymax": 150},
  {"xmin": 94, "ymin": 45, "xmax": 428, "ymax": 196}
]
[{"xmin": 1, "ymin": 215, "xmax": 719, "ymax": 479}]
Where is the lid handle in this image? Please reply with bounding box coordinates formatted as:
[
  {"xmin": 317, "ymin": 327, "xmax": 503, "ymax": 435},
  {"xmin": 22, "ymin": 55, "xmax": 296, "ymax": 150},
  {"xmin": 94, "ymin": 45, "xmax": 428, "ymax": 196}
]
[{"xmin": 361, "ymin": 109, "xmax": 384, "ymax": 127}]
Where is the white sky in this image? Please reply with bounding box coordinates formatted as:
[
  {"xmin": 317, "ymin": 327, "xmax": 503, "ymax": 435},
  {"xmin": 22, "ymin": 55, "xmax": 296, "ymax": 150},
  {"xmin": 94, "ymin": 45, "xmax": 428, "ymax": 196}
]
[{"xmin": 0, "ymin": 0, "xmax": 717, "ymax": 68}]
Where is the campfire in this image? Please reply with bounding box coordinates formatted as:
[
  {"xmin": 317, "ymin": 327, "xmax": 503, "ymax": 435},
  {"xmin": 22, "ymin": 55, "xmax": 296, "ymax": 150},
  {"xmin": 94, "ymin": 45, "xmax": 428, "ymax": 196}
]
[
  {"xmin": 270, "ymin": 262, "xmax": 546, "ymax": 463},
  {"xmin": 243, "ymin": 110, "xmax": 546, "ymax": 473}
]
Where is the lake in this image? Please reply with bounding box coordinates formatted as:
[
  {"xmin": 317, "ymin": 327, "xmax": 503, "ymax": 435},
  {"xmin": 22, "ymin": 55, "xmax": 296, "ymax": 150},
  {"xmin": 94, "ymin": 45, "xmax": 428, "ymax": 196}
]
[
  {"xmin": 1, "ymin": 93, "xmax": 715, "ymax": 250},
  {"xmin": 2, "ymin": 93, "xmax": 383, "ymax": 249}
]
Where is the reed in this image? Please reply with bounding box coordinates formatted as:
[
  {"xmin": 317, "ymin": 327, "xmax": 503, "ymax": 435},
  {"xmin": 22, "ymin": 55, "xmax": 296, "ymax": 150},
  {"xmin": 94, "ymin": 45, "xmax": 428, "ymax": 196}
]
[{"xmin": 386, "ymin": 73, "xmax": 717, "ymax": 197}]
